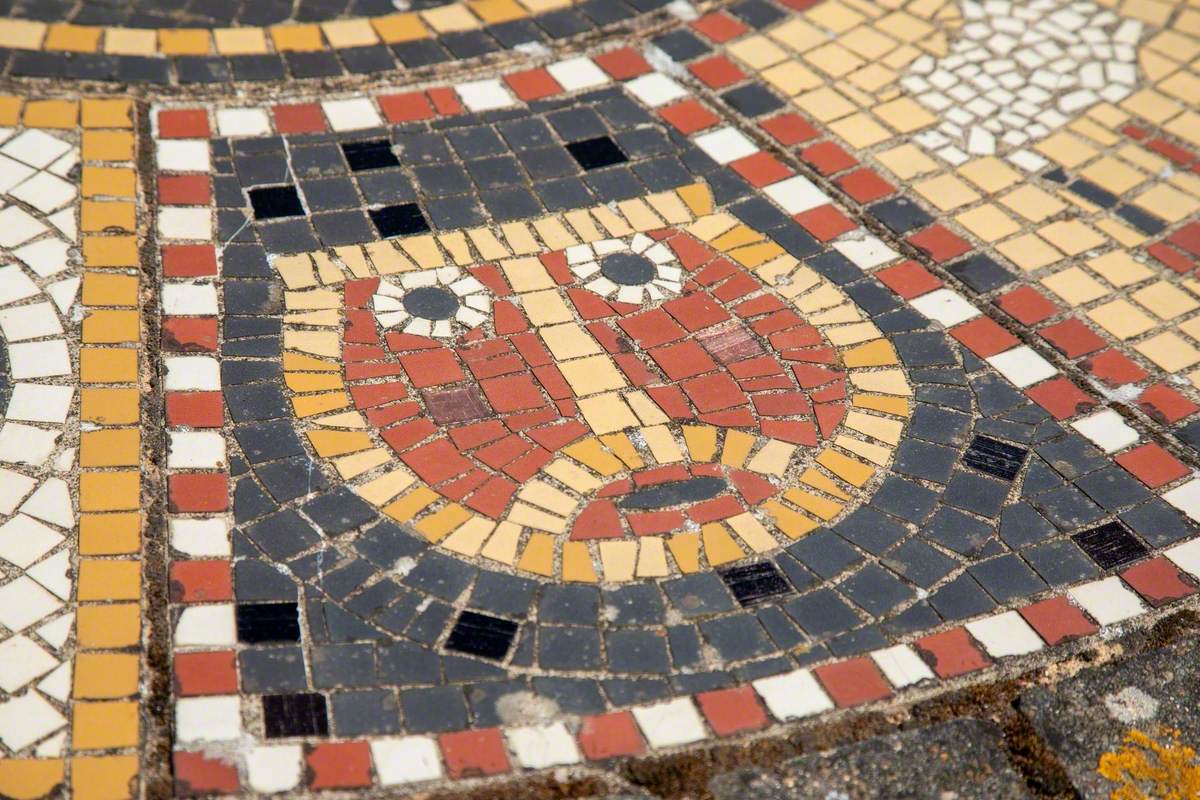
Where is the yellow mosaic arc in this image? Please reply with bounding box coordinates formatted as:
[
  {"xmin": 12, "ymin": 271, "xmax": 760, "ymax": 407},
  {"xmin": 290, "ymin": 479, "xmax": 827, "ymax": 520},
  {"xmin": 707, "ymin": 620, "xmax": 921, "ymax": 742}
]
[
  {"xmin": 0, "ymin": 0, "xmax": 585, "ymax": 59},
  {"xmin": 275, "ymin": 182, "xmax": 913, "ymax": 584}
]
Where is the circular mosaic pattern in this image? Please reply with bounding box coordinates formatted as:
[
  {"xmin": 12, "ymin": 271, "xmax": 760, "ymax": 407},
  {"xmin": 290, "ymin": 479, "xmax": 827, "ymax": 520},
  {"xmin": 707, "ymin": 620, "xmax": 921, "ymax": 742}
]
[{"xmin": 282, "ymin": 218, "xmax": 913, "ymax": 584}]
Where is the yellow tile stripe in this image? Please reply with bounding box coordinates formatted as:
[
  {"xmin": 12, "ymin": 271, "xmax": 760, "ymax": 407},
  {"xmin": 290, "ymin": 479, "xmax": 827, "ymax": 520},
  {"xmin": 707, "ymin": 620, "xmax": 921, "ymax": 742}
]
[
  {"xmin": 0, "ymin": 0, "xmax": 581, "ymax": 58},
  {"xmin": 0, "ymin": 96, "xmax": 143, "ymax": 800}
]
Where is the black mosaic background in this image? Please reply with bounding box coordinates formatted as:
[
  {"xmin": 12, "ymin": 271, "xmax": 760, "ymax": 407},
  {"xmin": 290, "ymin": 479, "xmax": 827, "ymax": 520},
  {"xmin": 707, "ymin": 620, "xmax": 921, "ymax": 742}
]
[{"xmin": 215, "ymin": 74, "xmax": 1198, "ymax": 741}]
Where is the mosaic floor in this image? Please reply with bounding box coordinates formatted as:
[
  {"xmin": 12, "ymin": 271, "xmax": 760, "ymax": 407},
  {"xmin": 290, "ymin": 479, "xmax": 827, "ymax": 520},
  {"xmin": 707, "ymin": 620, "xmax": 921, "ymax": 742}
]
[{"xmin": 0, "ymin": 0, "xmax": 1198, "ymax": 797}]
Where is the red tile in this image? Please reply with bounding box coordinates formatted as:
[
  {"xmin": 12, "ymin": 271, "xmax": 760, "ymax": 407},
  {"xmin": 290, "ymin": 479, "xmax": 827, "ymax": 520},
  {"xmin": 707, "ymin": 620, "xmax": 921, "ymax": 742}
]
[
  {"xmin": 1121, "ymin": 557, "xmax": 1197, "ymax": 607},
  {"xmin": 166, "ymin": 391, "xmax": 224, "ymax": 428},
  {"xmin": 691, "ymin": 11, "xmax": 749, "ymax": 43},
  {"xmin": 660, "ymin": 100, "xmax": 721, "ymax": 135},
  {"xmin": 378, "ymin": 91, "xmax": 435, "ymax": 123},
  {"xmin": 876, "ymin": 260, "xmax": 942, "ymax": 299},
  {"xmin": 504, "ymin": 68, "xmax": 563, "ymax": 101},
  {"xmin": 697, "ymin": 686, "xmax": 769, "ymax": 735},
  {"xmin": 272, "ymin": 103, "xmax": 326, "ymax": 134},
  {"xmin": 1039, "ymin": 318, "xmax": 1106, "ymax": 358},
  {"xmin": 168, "ymin": 473, "xmax": 228, "ymax": 513},
  {"xmin": 915, "ymin": 628, "xmax": 990, "ymax": 678},
  {"xmin": 163, "ymin": 318, "xmax": 218, "ymax": 353},
  {"xmin": 174, "ymin": 651, "xmax": 238, "ymax": 696},
  {"xmin": 1147, "ymin": 242, "xmax": 1193, "ymax": 274},
  {"xmin": 169, "ymin": 560, "xmax": 232, "ymax": 603},
  {"xmin": 730, "ymin": 151, "xmax": 793, "ymax": 187},
  {"xmin": 1018, "ymin": 596, "xmax": 1098, "ymax": 646},
  {"xmin": 995, "ymin": 286, "xmax": 1058, "ymax": 325},
  {"xmin": 307, "ymin": 742, "xmax": 372, "ymax": 790},
  {"xmin": 158, "ymin": 109, "xmax": 209, "ymax": 138},
  {"xmin": 836, "ymin": 168, "xmax": 894, "ymax": 204},
  {"xmin": 1115, "ymin": 443, "xmax": 1189, "ymax": 489},
  {"xmin": 814, "ymin": 658, "xmax": 892, "ymax": 707},
  {"xmin": 949, "ymin": 317, "xmax": 1019, "ymax": 358},
  {"xmin": 399, "ymin": 348, "xmax": 464, "ymax": 388},
  {"xmin": 593, "ymin": 47, "xmax": 653, "ymax": 80},
  {"xmin": 793, "ymin": 204, "xmax": 856, "ymax": 241},
  {"xmin": 689, "ymin": 55, "xmax": 746, "ymax": 88},
  {"xmin": 577, "ymin": 711, "xmax": 645, "ymax": 760},
  {"xmin": 1137, "ymin": 383, "xmax": 1199, "ymax": 424},
  {"xmin": 162, "ymin": 244, "xmax": 217, "ymax": 278},
  {"xmin": 1083, "ymin": 349, "xmax": 1149, "ymax": 387},
  {"xmin": 174, "ymin": 751, "xmax": 239, "ymax": 796},
  {"xmin": 759, "ymin": 112, "xmax": 819, "ymax": 146},
  {"xmin": 440, "ymin": 729, "xmax": 511, "ymax": 779},
  {"xmin": 800, "ymin": 141, "xmax": 856, "ymax": 175},
  {"xmin": 908, "ymin": 224, "xmax": 971, "ymax": 262},
  {"xmin": 1026, "ymin": 377, "xmax": 1098, "ymax": 420},
  {"xmin": 158, "ymin": 174, "xmax": 211, "ymax": 206}
]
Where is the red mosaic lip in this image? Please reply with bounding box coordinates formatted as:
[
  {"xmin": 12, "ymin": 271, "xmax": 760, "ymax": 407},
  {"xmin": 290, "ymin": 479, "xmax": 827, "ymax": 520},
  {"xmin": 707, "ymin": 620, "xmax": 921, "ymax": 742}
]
[{"xmin": 335, "ymin": 226, "xmax": 848, "ymax": 526}]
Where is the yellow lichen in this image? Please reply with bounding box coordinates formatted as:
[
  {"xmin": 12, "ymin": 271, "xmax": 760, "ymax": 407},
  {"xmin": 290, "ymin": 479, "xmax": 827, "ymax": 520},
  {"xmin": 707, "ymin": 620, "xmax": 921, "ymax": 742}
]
[{"xmin": 1098, "ymin": 727, "xmax": 1200, "ymax": 800}]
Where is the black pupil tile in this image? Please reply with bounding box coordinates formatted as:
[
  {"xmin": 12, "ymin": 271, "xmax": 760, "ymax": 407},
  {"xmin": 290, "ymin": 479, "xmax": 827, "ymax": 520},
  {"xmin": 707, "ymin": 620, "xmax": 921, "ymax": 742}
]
[
  {"xmin": 341, "ymin": 138, "xmax": 400, "ymax": 171},
  {"xmin": 445, "ymin": 610, "xmax": 518, "ymax": 660},
  {"xmin": 719, "ymin": 562, "xmax": 793, "ymax": 607},
  {"xmin": 962, "ymin": 435, "xmax": 1028, "ymax": 482},
  {"xmin": 1072, "ymin": 522, "xmax": 1148, "ymax": 570},
  {"xmin": 236, "ymin": 602, "xmax": 301, "ymax": 643},
  {"xmin": 249, "ymin": 185, "xmax": 304, "ymax": 220},
  {"xmin": 370, "ymin": 203, "xmax": 430, "ymax": 238},
  {"xmin": 263, "ymin": 693, "xmax": 329, "ymax": 738},
  {"xmin": 566, "ymin": 136, "xmax": 628, "ymax": 171}
]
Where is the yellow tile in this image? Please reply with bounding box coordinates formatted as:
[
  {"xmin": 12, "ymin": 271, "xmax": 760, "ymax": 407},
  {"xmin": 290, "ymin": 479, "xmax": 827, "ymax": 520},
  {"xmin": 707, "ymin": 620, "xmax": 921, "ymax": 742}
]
[
  {"xmin": 914, "ymin": 173, "xmax": 980, "ymax": 210},
  {"xmin": 22, "ymin": 100, "xmax": 77, "ymax": 129},
  {"xmin": 872, "ymin": 97, "xmax": 936, "ymax": 133},
  {"xmin": 71, "ymin": 756, "xmax": 138, "ymax": 800},
  {"xmin": 158, "ymin": 28, "xmax": 211, "ymax": 55},
  {"xmin": 81, "ymin": 429, "xmax": 140, "ymax": 467},
  {"xmin": 1136, "ymin": 332, "xmax": 1200, "ymax": 371},
  {"xmin": 78, "ymin": 559, "xmax": 140, "ymax": 601},
  {"xmin": 81, "ymin": 387, "xmax": 139, "ymax": 425},
  {"xmin": 371, "ymin": 13, "xmax": 429, "ymax": 43},
  {"xmin": 1041, "ymin": 266, "xmax": 1109, "ymax": 304},
  {"xmin": 954, "ymin": 203, "xmax": 1020, "ymax": 242},
  {"xmin": 958, "ymin": 157, "xmax": 1021, "ymax": 193},
  {"xmin": 0, "ymin": 759, "xmax": 64, "ymax": 800},
  {"xmin": 83, "ymin": 309, "xmax": 139, "ymax": 344},
  {"xmin": 1038, "ymin": 219, "xmax": 1107, "ymax": 256},
  {"xmin": 1135, "ymin": 184, "xmax": 1200, "ymax": 223},
  {"xmin": 213, "ymin": 27, "xmax": 268, "ymax": 55},
  {"xmin": 76, "ymin": 603, "xmax": 140, "ymax": 648},
  {"xmin": 45, "ymin": 23, "xmax": 101, "ymax": 52},
  {"xmin": 103, "ymin": 27, "xmax": 156, "ymax": 55},
  {"xmin": 74, "ymin": 654, "xmax": 139, "ymax": 699},
  {"xmin": 998, "ymin": 185, "xmax": 1066, "ymax": 222},
  {"xmin": 876, "ymin": 143, "xmax": 938, "ymax": 179},
  {"xmin": 1088, "ymin": 299, "xmax": 1156, "ymax": 340},
  {"xmin": 1035, "ymin": 131, "xmax": 1098, "ymax": 168},
  {"xmin": 1132, "ymin": 281, "xmax": 1199, "ymax": 320},
  {"xmin": 80, "ymin": 472, "xmax": 140, "ymax": 511},
  {"xmin": 81, "ymin": 98, "xmax": 133, "ymax": 129},
  {"xmin": 996, "ymin": 234, "xmax": 1063, "ymax": 272},
  {"xmin": 73, "ymin": 702, "xmax": 139, "ymax": 750},
  {"xmin": 270, "ymin": 24, "xmax": 323, "ymax": 51}
]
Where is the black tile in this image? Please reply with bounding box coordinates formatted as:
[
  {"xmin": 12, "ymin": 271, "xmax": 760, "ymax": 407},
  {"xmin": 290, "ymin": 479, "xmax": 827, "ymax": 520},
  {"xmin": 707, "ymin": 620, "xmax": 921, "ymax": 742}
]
[
  {"xmin": 370, "ymin": 203, "xmax": 430, "ymax": 237},
  {"xmin": 444, "ymin": 610, "xmax": 518, "ymax": 661},
  {"xmin": 249, "ymin": 185, "xmax": 304, "ymax": 220},
  {"xmin": 236, "ymin": 602, "xmax": 301, "ymax": 643},
  {"xmin": 263, "ymin": 693, "xmax": 328, "ymax": 738},
  {"xmin": 340, "ymin": 138, "xmax": 400, "ymax": 171},
  {"xmin": 718, "ymin": 561, "xmax": 793, "ymax": 606},
  {"xmin": 1071, "ymin": 521, "xmax": 1148, "ymax": 570},
  {"xmin": 963, "ymin": 434, "xmax": 1028, "ymax": 481},
  {"xmin": 567, "ymin": 136, "xmax": 628, "ymax": 170}
]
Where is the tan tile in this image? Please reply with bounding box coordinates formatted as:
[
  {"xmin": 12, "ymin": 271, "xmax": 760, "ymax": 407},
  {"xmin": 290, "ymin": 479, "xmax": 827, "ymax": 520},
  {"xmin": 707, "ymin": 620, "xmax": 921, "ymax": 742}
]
[
  {"xmin": 1041, "ymin": 266, "xmax": 1109, "ymax": 305},
  {"xmin": 955, "ymin": 203, "xmax": 1020, "ymax": 242},
  {"xmin": 1088, "ymin": 299, "xmax": 1156, "ymax": 339},
  {"xmin": 1132, "ymin": 280, "xmax": 1200, "ymax": 320}
]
